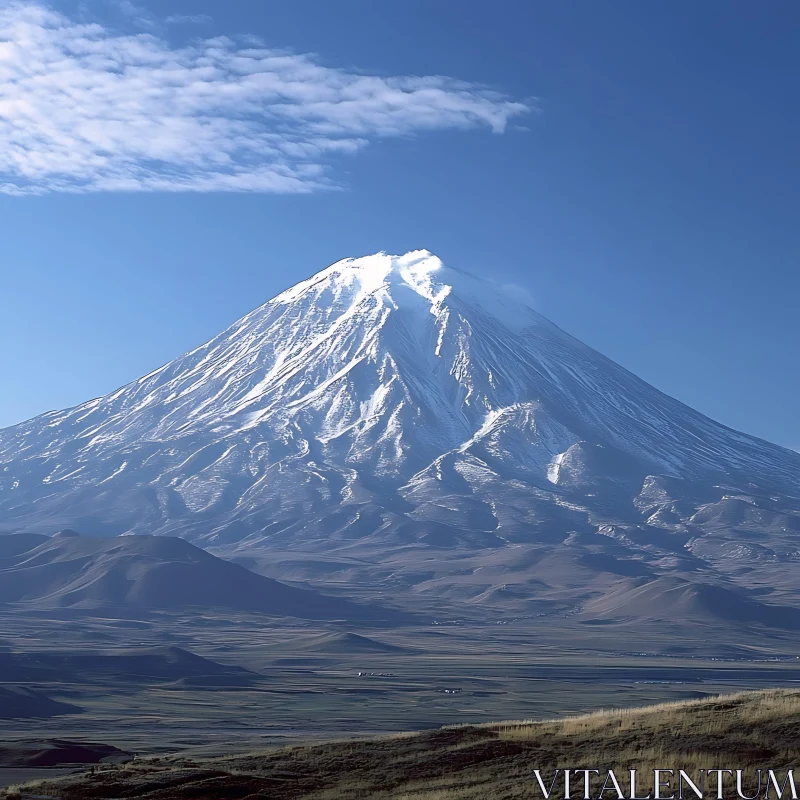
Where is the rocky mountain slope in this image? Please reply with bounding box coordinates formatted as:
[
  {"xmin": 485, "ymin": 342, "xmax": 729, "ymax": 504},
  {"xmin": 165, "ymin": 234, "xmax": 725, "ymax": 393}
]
[{"xmin": 1, "ymin": 251, "xmax": 798, "ymax": 617}]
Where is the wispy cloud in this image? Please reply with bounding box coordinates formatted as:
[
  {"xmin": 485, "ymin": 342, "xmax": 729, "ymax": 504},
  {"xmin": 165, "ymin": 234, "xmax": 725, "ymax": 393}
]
[
  {"xmin": 106, "ymin": 0, "xmax": 159, "ymax": 30},
  {"xmin": 0, "ymin": 2, "xmax": 532, "ymax": 195},
  {"xmin": 164, "ymin": 13, "xmax": 212, "ymax": 25},
  {"xmin": 499, "ymin": 283, "xmax": 536, "ymax": 308}
]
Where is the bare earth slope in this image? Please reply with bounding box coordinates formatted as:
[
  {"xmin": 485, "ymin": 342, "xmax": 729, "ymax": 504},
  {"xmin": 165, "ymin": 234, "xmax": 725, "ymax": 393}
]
[
  {"xmin": 0, "ymin": 646, "xmax": 253, "ymax": 685},
  {"xmin": 0, "ymin": 687, "xmax": 81, "ymax": 720},
  {"xmin": 0, "ymin": 532, "xmax": 399, "ymax": 622},
  {"xmin": 0, "ymin": 740, "xmax": 130, "ymax": 768}
]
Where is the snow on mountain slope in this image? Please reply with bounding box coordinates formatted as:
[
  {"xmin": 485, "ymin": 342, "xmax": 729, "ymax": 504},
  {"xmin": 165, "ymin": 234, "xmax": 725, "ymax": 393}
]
[{"xmin": 1, "ymin": 251, "xmax": 798, "ymax": 600}]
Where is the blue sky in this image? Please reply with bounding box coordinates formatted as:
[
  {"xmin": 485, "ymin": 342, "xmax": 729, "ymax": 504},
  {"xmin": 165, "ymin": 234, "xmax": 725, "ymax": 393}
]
[{"xmin": 1, "ymin": 0, "xmax": 799, "ymax": 451}]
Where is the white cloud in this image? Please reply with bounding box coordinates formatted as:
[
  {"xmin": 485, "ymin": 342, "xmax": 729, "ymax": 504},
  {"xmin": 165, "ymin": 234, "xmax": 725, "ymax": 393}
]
[
  {"xmin": 164, "ymin": 14, "xmax": 212, "ymax": 25},
  {"xmin": 107, "ymin": 0, "xmax": 159, "ymax": 30},
  {"xmin": 499, "ymin": 282, "xmax": 536, "ymax": 307},
  {"xmin": 0, "ymin": 2, "xmax": 532, "ymax": 194}
]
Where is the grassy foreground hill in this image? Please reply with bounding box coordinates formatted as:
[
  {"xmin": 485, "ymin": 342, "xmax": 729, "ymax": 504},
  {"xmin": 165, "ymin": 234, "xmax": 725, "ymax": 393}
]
[{"xmin": 7, "ymin": 688, "xmax": 800, "ymax": 800}]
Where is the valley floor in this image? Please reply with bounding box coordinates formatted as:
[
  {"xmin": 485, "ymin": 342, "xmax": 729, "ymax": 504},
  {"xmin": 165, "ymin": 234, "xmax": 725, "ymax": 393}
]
[{"xmin": 2, "ymin": 608, "xmax": 800, "ymax": 756}]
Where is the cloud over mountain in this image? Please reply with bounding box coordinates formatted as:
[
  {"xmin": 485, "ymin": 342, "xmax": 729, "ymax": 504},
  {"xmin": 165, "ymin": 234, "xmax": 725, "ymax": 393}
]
[{"xmin": 0, "ymin": 2, "xmax": 531, "ymax": 194}]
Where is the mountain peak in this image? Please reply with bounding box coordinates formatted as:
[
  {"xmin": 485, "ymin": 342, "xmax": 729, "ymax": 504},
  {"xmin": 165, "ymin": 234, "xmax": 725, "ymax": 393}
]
[
  {"xmin": 274, "ymin": 250, "xmax": 447, "ymax": 306},
  {"xmin": 0, "ymin": 251, "xmax": 798, "ymax": 558},
  {"xmin": 267, "ymin": 249, "xmax": 541, "ymax": 339}
]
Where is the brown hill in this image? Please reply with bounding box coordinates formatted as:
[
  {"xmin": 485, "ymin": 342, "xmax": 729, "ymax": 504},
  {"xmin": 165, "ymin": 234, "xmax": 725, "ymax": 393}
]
[
  {"xmin": 0, "ymin": 533, "xmax": 403, "ymax": 622},
  {"xmin": 583, "ymin": 576, "xmax": 800, "ymax": 628}
]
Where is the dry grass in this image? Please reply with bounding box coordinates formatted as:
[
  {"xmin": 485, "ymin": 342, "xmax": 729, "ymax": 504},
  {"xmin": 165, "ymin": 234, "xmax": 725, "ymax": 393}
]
[{"xmin": 8, "ymin": 688, "xmax": 800, "ymax": 800}]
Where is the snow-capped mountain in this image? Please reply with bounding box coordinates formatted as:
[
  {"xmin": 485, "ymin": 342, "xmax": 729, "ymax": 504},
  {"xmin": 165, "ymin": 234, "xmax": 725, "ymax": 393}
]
[{"xmin": 1, "ymin": 251, "xmax": 799, "ymax": 615}]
